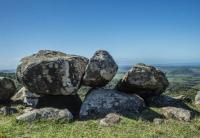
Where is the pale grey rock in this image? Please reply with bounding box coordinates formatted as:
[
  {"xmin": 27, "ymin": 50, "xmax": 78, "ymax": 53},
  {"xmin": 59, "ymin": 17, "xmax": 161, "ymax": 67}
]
[
  {"xmin": 16, "ymin": 107, "xmax": 73, "ymax": 122},
  {"xmin": 116, "ymin": 63, "xmax": 169, "ymax": 98},
  {"xmin": 162, "ymin": 107, "xmax": 192, "ymax": 121},
  {"xmin": 195, "ymin": 91, "xmax": 200, "ymax": 105},
  {"xmin": 16, "ymin": 50, "xmax": 88, "ymax": 95},
  {"xmin": 80, "ymin": 88, "xmax": 145, "ymax": 119},
  {"xmin": 0, "ymin": 77, "xmax": 16, "ymax": 101},
  {"xmin": 83, "ymin": 50, "xmax": 118, "ymax": 87},
  {"xmin": 153, "ymin": 118, "xmax": 164, "ymax": 125},
  {"xmin": 99, "ymin": 113, "xmax": 121, "ymax": 127}
]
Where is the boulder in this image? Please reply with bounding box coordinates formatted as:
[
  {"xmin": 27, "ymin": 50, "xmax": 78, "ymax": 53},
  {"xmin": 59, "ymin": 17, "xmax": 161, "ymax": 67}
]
[
  {"xmin": 16, "ymin": 107, "xmax": 73, "ymax": 122},
  {"xmin": 0, "ymin": 77, "xmax": 16, "ymax": 101},
  {"xmin": 12, "ymin": 87, "xmax": 82, "ymax": 117},
  {"xmin": 162, "ymin": 107, "xmax": 192, "ymax": 121},
  {"xmin": 80, "ymin": 88, "xmax": 145, "ymax": 119},
  {"xmin": 116, "ymin": 63, "xmax": 169, "ymax": 98},
  {"xmin": 83, "ymin": 50, "xmax": 118, "ymax": 87},
  {"xmin": 195, "ymin": 91, "xmax": 200, "ymax": 105},
  {"xmin": 16, "ymin": 50, "xmax": 88, "ymax": 95},
  {"xmin": 99, "ymin": 113, "xmax": 121, "ymax": 127}
]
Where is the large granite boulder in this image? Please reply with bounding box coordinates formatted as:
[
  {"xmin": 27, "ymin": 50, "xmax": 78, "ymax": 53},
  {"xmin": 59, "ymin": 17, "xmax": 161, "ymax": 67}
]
[
  {"xmin": 80, "ymin": 88, "xmax": 145, "ymax": 119},
  {"xmin": 116, "ymin": 63, "xmax": 169, "ymax": 98},
  {"xmin": 16, "ymin": 107, "xmax": 73, "ymax": 122},
  {"xmin": 0, "ymin": 77, "xmax": 16, "ymax": 101},
  {"xmin": 16, "ymin": 50, "xmax": 88, "ymax": 95},
  {"xmin": 83, "ymin": 50, "xmax": 118, "ymax": 87}
]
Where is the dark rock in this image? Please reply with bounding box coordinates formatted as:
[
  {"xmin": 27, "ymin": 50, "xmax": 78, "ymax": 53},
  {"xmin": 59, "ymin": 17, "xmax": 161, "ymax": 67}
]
[
  {"xmin": 12, "ymin": 87, "xmax": 82, "ymax": 117},
  {"xmin": 37, "ymin": 94, "xmax": 82, "ymax": 118},
  {"xmin": 116, "ymin": 63, "xmax": 169, "ymax": 98},
  {"xmin": 0, "ymin": 77, "xmax": 16, "ymax": 101},
  {"xmin": 16, "ymin": 50, "xmax": 88, "ymax": 95},
  {"xmin": 99, "ymin": 113, "xmax": 121, "ymax": 127},
  {"xmin": 162, "ymin": 107, "xmax": 192, "ymax": 121},
  {"xmin": 16, "ymin": 107, "xmax": 73, "ymax": 122},
  {"xmin": 0, "ymin": 106, "xmax": 18, "ymax": 115},
  {"xmin": 80, "ymin": 88, "xmax": 145, "ymax": 119},
  {"xmin": 146, "ymin": 95, "xmax": 189, "ymax": 109},
  {"xmin": 83, "ymin": 50, "xmax": 118, "ymax": 87}
]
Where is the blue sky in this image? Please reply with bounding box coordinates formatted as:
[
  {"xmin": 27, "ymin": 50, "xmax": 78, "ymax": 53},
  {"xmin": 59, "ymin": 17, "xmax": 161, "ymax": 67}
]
[{"xmin": 0, "ymin": 0, "xmax": 200, "ymax": 69}]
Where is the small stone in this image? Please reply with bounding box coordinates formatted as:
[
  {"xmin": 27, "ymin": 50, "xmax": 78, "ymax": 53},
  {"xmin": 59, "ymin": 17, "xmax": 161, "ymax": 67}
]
[
  {"xmin": 153, "ymin": 118, "xmax": 164, "ymax": 125},
  {"xmin": 100, "ymin": 113, "xmax": 121, "ymax": 127},
  {"xmin": 195, "ymin": 91, "xmax": 200, "ymax": 105},
  {"xmin": 162, "ymin": 107, "xmax": 192, "ymax": 121}
]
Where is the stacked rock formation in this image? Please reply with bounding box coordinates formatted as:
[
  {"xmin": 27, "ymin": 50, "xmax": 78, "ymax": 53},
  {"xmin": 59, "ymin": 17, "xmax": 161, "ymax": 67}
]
[{"xmin": 0, "ymin": 49, "xmax": 170, "ymax": 121}]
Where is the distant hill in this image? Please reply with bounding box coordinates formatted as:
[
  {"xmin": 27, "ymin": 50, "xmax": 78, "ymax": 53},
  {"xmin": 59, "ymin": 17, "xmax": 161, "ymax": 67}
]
[{"xmin": 0, "ymin": 69, "xmax": 16, "ymax": 73}]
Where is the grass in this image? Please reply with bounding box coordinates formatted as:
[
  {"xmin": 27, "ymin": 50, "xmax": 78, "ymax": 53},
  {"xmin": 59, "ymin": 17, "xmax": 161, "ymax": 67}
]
[{"xmin": 1, "ymin": 106, "xmax": 200, "ymax": 138}]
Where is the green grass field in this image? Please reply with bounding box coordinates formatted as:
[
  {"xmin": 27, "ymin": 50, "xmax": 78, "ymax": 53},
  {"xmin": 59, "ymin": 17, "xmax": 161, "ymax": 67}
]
[{"xmin": 1, "ymin": 66, "xmax": 200, "ymax": 138}]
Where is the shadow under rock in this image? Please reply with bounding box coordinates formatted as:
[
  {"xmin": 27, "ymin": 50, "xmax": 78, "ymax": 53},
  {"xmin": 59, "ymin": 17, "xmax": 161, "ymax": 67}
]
[{"xmin": 146, "ymin": 95, "xmax": 200, "ymax": 116}]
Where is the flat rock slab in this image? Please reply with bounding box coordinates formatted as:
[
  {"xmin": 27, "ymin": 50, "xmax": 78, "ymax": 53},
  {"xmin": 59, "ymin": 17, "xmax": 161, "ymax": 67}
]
[
  {"xmin": 16, "ymin": 107, "xmax": 73, "ymax": 122},
  {"xmin": 16, "ymin": 50, "xmax": 88, "ymax": 95},
  {"xmin": 80, "ymin": 88, "xmax": 145, "ymax": 119}
]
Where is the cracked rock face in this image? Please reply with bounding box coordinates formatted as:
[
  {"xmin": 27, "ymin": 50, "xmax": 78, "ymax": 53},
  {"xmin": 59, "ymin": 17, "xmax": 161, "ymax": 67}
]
[
  {"xmin": 16, "ymin": 50, "xmax": 88, "ymax": 95},
  {"xmin": 80, "ymin": 88, "xmax": 145, "ymax": 119},
  {"xmin": 83, "ymin": 50, "xmax": 118, "ymax": 87},
  {"xmin": 0, "ymin": 77, "xmax": 16, "ymax": 101},
  {"xmin": 116, "ymin": 63, "xmax": 169, "ymax": 98}
]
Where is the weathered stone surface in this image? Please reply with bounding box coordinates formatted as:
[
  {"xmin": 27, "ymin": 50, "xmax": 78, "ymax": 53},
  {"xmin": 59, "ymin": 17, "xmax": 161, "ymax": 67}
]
[
  {"xmin": 153, "ymin": 118, "xmax": 164, "ymax": 125},
  {"xmin": 0, "ymin": 106, "xmax": 18, "ymax": 115},
  {"xmin": 16, "ymin": 50, "xmax": 88, "ymax": 95},
  {"xmin": 16, "ymin": 107, "xmax": 73, "ymax": 122},
  {"xmin": 12, "ymin": 87, "xmax": 82, "ymax": 117},
  {"xmin": 195, "ymin": 91, "xmax": 200, "ymax": 105},
  {"xmin": 80, "ymin": 88, "xmax": 145, "ymax": 119},
  {"xmin": 12, "ymin": 87, "xmax": 41, "ymax": 107},
  {"xmin": 162, "ymin": 107, "xmax": 192, "ymax": 121},
  {"xmin": 83, "ymin": 50, "xmax": 118, "ymax": 87},
  {"xmin": 116, "ymin": 63, "xmax": 169, "ymax": 98},
  {"xmin": 99, "ymin": 113, "xmax": 121, "ymax": 127},
  {"xmin": 0, "ymin": 77, "xmax": 16, "ymax": 101}
]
